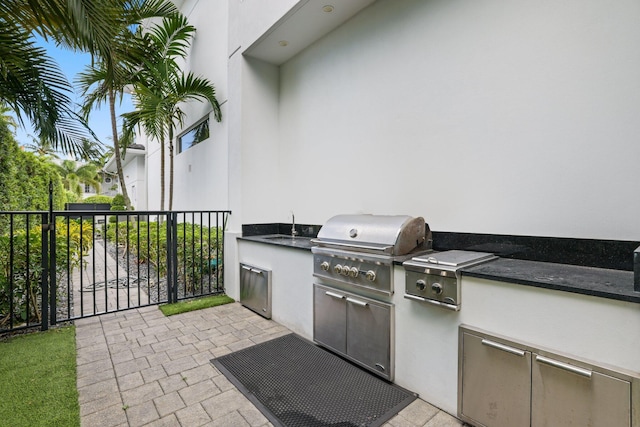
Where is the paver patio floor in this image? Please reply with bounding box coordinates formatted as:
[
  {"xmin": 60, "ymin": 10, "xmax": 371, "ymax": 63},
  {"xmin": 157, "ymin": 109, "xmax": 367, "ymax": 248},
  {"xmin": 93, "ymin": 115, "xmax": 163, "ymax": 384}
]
[{"xmin": 75, "ymin": 302, "xmax": 463, "ymax": 427}]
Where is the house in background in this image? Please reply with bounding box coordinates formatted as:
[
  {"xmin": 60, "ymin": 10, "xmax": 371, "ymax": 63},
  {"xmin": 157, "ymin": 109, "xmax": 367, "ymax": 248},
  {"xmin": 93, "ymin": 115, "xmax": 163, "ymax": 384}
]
[{"xmin": 104, "ymin": 143, "xmax": 147, "ymax": 210}]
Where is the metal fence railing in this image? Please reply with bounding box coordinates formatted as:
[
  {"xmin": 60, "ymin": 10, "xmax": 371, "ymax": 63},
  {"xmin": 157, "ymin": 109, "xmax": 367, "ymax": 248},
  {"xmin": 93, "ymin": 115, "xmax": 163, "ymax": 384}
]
[{"xmin": 0, "ymin": 209, "xmax": 230, "ymax": 334}]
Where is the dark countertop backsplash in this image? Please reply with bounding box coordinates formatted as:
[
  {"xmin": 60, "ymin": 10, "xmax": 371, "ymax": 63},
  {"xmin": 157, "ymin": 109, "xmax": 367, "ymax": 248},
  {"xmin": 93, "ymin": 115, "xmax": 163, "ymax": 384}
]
[{"xmin": 242, "ymin": 223, "xmax": 639, "ymax": 272}]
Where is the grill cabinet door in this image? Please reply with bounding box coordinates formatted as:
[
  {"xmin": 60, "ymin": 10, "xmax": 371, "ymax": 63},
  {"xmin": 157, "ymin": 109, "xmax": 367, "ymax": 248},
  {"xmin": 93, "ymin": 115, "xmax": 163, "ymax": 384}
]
[
  {"xmin": 313, "ymin": 284, "xmax": 347, "ymax": 354},
  {"xmin": 460, "ymin": 332, "xmax": 531, "ymax": 427},
  {"xmin": 532, "ymin": 354, "xmax": 631, "ymax": 427},
  {"xmin": 346, "ymin": 295, "xmax": 392, "ymax": 380}
]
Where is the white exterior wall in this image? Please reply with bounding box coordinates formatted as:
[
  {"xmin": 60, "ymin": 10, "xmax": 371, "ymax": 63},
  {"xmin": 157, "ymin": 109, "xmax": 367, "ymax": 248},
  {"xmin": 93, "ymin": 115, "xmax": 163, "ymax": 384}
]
[
  {"xmin": 122, "ymin": 156, "xmax": 146, "ymax": 210},
  {"xmin": 273, "ymin": 0, "xmax": 640, "ymax": 240}
]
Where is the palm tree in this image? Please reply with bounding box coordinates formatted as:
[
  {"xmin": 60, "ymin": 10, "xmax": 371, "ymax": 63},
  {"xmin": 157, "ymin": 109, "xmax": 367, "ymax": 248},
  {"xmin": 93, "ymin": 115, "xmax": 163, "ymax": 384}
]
[
  {"xmin": 123, "ymin": 14, "xmax": 221, "ymax": 210},
  {"xmin": 76, "ymin": 138, "xmax": 105, "ymax": 163},
  {"xmin": 23, "ymin": 134, "xmax": 60, "ymax": 159},
  {"xmin": 57, "ymin": 159, "xmax": 101, "ymax": 197},
  {"xmin": 0, "ymin": 1, "xmax": 101, "ymax": 156},
  {"xmin": 1, "ymin": 0, "xmax": 176, "ymax": 178},
  {"xmin": 76, "ymin": 2, "xmax": 178, "ymax": 210},
  {"xmin": 0, "ymin": 103, "xmax": 18, "ymax": 131}
]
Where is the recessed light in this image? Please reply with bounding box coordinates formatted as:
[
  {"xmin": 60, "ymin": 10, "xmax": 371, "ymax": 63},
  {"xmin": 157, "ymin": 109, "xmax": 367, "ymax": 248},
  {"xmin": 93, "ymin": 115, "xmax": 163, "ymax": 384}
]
[
  {"xmin": 322, "ymin": 5, "xmax": 334, "ymax": 13},
  {"xmin": 279, "ymin": 40, "xmax": 289, "ymax": 47}
]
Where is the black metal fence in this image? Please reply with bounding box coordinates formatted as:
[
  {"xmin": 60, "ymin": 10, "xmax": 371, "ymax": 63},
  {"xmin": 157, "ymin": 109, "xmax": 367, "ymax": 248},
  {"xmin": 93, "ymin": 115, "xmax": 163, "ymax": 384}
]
[{"xmin": 0, "ymin": 209, "xmax": 230, "ymax": 334}]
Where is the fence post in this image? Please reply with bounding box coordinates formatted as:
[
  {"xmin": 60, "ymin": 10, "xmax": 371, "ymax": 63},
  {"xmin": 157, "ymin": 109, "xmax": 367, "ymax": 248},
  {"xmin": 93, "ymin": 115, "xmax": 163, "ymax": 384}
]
[
  {"xmin": 48, "ymin": 181, "xmax": 56, "ymax": 326},
  {"xmin": 166, "ymin": 213, "xmax": 179, "ymax": 304},
  {"xmin": 40, "ymin": 212, "xmax": 49, "ymax": 331}
]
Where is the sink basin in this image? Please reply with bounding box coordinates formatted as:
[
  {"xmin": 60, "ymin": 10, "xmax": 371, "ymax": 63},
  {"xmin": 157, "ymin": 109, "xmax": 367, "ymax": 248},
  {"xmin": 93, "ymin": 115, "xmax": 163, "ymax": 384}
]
[{"xmin": 263, "ymin": 235, "xmax": 302, "ymax": 241}]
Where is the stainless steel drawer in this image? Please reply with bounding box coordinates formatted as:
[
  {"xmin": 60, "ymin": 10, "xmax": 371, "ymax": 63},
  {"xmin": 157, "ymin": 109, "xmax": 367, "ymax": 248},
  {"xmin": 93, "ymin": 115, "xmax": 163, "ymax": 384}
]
[{"xmin": 239, "ymin": 263, "xmax": 272, "ymax": 319}]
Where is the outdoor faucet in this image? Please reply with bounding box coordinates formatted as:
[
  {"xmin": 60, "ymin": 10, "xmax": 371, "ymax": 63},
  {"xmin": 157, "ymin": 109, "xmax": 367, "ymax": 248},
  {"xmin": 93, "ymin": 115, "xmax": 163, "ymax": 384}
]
[{"xmin": 291, "ymin": 211, "xmax": 298, "ymax": 238}]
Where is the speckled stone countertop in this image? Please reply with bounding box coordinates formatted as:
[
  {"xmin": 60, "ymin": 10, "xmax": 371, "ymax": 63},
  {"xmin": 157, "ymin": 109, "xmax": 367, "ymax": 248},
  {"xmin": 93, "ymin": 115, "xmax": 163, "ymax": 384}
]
[
  {"xmin": 238, "ymin": 224, "xmax": 640, "ymax": 304},
  {"xmin": 238, "ymin": 234, "xmax": 315, "ymax": 251},
  {"xmin": 462, "ymin": 258, "xmax": 639, "ymax": 304}
]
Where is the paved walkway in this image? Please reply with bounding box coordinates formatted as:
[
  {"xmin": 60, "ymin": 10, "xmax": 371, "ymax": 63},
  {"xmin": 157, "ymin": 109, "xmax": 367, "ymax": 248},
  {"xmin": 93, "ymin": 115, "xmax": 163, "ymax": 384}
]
[
  {"xmin": 72, "ymin": 240, "xmax": 149, "ymax": 318},
  {"xmin": 75, "ymin": 302, "xmax": 464, "ymax": 427}
]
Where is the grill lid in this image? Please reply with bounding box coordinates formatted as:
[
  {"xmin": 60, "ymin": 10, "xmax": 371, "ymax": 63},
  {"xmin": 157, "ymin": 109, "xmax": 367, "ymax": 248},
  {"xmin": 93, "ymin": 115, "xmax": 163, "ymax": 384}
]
[{"xmin": 313, "ymin": 214, "xmax": 430, "ymax": 256}]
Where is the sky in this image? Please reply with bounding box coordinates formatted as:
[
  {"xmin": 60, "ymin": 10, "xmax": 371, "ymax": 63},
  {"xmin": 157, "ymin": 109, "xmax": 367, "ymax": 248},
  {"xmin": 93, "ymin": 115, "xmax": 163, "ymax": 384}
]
[{"xmin": 14, "ymin": 36, "xmax": 134, "ymax": 158}]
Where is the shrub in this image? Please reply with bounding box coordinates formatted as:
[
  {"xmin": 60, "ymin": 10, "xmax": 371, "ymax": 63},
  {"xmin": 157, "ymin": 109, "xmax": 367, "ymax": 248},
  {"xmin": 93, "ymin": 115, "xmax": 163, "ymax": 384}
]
[
  {"xmin": 105, "ymin": 220, "xmax": 223, "ymax": 293},
  {"xmin": 83, "ymin": 195, "xmax": 113, "ymax": 205},
  {"xmin": 0, "ymin": 218, "xmax": 92, "ymax": 328},
  {"xmin": 110, "ymin": 194, "xmax": 126, "ymax": 211}
]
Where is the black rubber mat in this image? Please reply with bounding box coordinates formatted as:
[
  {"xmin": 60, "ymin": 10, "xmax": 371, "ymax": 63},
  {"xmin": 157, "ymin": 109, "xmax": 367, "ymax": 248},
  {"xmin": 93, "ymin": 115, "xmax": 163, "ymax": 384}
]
[{"xmin": 211, "ymin": 333, "xmax": 417, "ymax": 427}]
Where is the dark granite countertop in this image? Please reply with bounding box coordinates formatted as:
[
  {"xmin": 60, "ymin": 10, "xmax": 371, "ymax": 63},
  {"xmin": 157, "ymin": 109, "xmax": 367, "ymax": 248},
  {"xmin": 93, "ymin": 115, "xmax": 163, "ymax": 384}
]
[
  {"xmin": 239, "ymin": 234, "xmax": 315, "ymax": 251},
  {"xmin": 238, "ymin": 224, "xmax": 640, "ymax": 305},
  {"xmin": 462, "ymin": 258, "xmax": 639, "ymax": 304}
]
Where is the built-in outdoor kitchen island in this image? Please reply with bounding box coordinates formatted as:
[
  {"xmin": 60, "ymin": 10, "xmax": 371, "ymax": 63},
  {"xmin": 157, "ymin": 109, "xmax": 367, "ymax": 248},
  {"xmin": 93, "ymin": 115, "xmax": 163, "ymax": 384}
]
[{"xmin": 237, "ymin": 219, "xmax": 640, "ymax": 427}]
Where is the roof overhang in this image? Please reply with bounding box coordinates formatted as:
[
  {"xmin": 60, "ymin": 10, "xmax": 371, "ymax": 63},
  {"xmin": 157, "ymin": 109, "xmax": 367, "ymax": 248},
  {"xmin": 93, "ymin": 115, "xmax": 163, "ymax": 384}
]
[{"xmin": 243, "ymin": 0, "xmax": 376, "ymax": 65}]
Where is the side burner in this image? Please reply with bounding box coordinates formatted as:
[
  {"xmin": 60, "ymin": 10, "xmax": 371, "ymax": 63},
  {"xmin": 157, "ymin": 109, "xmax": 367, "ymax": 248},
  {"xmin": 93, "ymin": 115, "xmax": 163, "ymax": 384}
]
[{"xmin": 403, "ymin": 250, "xmax": 497, "ymax": 310}]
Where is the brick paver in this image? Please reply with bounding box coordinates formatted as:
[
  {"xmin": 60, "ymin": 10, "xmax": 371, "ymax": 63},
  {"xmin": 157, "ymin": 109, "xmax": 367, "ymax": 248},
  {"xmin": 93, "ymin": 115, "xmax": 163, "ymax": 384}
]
[{"xmin": 76, "ymin": 302, "xmax": 464, "ymax": 426}]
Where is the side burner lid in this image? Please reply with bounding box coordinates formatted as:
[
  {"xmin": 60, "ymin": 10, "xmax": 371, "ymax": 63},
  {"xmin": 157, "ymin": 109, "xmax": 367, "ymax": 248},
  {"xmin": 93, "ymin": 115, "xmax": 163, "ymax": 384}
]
[{"xmin": 410, "ymin": 250, "xmax": 496, "ymax": 268}]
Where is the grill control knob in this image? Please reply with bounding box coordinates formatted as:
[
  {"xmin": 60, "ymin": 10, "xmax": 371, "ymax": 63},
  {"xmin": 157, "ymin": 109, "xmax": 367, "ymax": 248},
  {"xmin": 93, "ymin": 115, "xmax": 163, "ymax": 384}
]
[
  {"xmin": 349, "ymin": 267, "xmax": 359, "ymax": 278},
  {"xmin": 320, "ymin": 261, "xmax": 330, "ymax": 271},
  {"xmin": 365, "ymin": 270, "xmax": 376, "ymax": 281},
  {"xmin": 431, "ymin": 282, "xmax": 443, "ymax": 295},
  {"xmin": 334, "ymin": 264, "xmax": 343, "ymax": 274},
  {"xmin": 416, "ymin": 279, "xmax": 426, "ymax": 291},
  {"xmin": 342, "ymin": 265, "xmax": 351, "ymax": 276}
]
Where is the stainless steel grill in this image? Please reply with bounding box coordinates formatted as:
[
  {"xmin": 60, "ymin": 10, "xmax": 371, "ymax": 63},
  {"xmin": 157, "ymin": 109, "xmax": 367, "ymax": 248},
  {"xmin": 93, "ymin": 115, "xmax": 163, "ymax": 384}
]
[
  {"xmin": 311, "ymin": 214, "xmax": 432, "ymax": 295},
  {"xmin": 311, "ymin": 214, "xmax": 432, "ymax": 382}
]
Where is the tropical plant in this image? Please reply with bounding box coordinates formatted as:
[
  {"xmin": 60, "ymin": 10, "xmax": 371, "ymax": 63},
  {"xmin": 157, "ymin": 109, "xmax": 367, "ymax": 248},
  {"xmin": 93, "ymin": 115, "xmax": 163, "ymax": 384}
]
[
  {"xmin": 0, "ymin": 218, "xmax": 91, "ymax": 328},
  {"xmin": 122, "ymin": 14, "xmax": 221, "ymax": 210},
  {"xmin": 56, "ymin": 160, "xmax": 102, "ymax": 196},
  {"xmin": 76, "ymin": 1, "xmax": 178, "ymax": 210},
  {"xmin": 0, "ymin": 1, "xmax": 99, "ymax": 157},
  {"xmin": 105, "ymin": 220, "xmax": 222, "ymax": 292},
  {"xmin": 0, "ymin": 117, "xmax": 66, "ymax": 218},
  {"xmin": 22, "ymin": 134, "xmax": 60, "ymax": 159},
  {"xmin": 83, "ymin": 195, "xmax": 113, "ymax": 205},
  {"xmin": 75, "ymin": 138, "xmax": 105, "ymax": 163},
  {"xmin": 0, "ymin": 103, "xmax": 18, "ymax": 131}
]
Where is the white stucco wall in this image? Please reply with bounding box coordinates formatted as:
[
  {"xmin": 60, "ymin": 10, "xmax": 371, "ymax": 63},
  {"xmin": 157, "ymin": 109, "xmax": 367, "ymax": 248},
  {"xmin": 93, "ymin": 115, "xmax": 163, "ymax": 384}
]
[{"xmin": 243, "ymin": 0, "xmax": 640, "ymax": 241}]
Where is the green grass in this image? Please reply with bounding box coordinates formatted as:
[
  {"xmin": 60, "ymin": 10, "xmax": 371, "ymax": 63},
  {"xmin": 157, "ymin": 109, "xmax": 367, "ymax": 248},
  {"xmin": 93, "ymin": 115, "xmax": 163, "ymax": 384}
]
[
  {"xmin": 0, "ymin": 326, "xmax": 79, "ymax": 427},
  {"xmin": 159, "ymin": 294, "xmax": 234, "ymax": 316}
]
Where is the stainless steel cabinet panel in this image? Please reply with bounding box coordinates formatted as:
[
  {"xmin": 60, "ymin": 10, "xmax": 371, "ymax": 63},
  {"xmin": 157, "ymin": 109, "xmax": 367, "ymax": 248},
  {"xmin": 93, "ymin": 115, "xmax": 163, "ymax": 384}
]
[
  {"xmin": 346, "ymin": 293, "xmax": 392, "ymax": 379},
  {"xmin": 313, "ymin": 284, "xmax": 347, "ymax": 353},
  {"xmin": 532, "ymin": 354, "xmax": 631, "ymax": 427},
  {"xmin": 239, "ymin": 263, "xmax": 272, "ymax": 318},
  {"xmin": 459, "ymin": 326, "xmax": 638, "ymax": 427},
  {"xmin": 313, "ymin": 283, "xmax": 394, "ymax": 381},
  {"xmin": 460, "ymin": 332, "xmax": 531, "ymax": 427}
]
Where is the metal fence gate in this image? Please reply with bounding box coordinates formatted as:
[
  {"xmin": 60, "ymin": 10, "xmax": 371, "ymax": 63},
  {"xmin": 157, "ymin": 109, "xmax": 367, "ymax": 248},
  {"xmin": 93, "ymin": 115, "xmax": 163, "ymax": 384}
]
[{"xmin": 0, "ymin": 197, "xmax": 230, "ymax": 334}]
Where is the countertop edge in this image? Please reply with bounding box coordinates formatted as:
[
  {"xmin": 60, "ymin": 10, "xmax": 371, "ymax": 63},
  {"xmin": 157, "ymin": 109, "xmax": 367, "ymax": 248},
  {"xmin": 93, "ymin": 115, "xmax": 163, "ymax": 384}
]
[
  {"xmin": 237, "ymin": 234, "xmax": 639, "ymax": 304},
  {"xmin": 238, "ymin": 235, "xmax": 314, "ymax": 251}
]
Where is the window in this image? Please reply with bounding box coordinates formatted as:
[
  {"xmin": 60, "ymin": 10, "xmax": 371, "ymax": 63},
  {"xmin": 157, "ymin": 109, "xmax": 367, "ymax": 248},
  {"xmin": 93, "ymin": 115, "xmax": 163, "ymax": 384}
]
[
  {"xmin": 84, "ymin": 184, "xmax": 95, "ymax": 193},
  {"xmin": 178, "ymin": 117, "xmax": 210, "ymax": 153}
]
